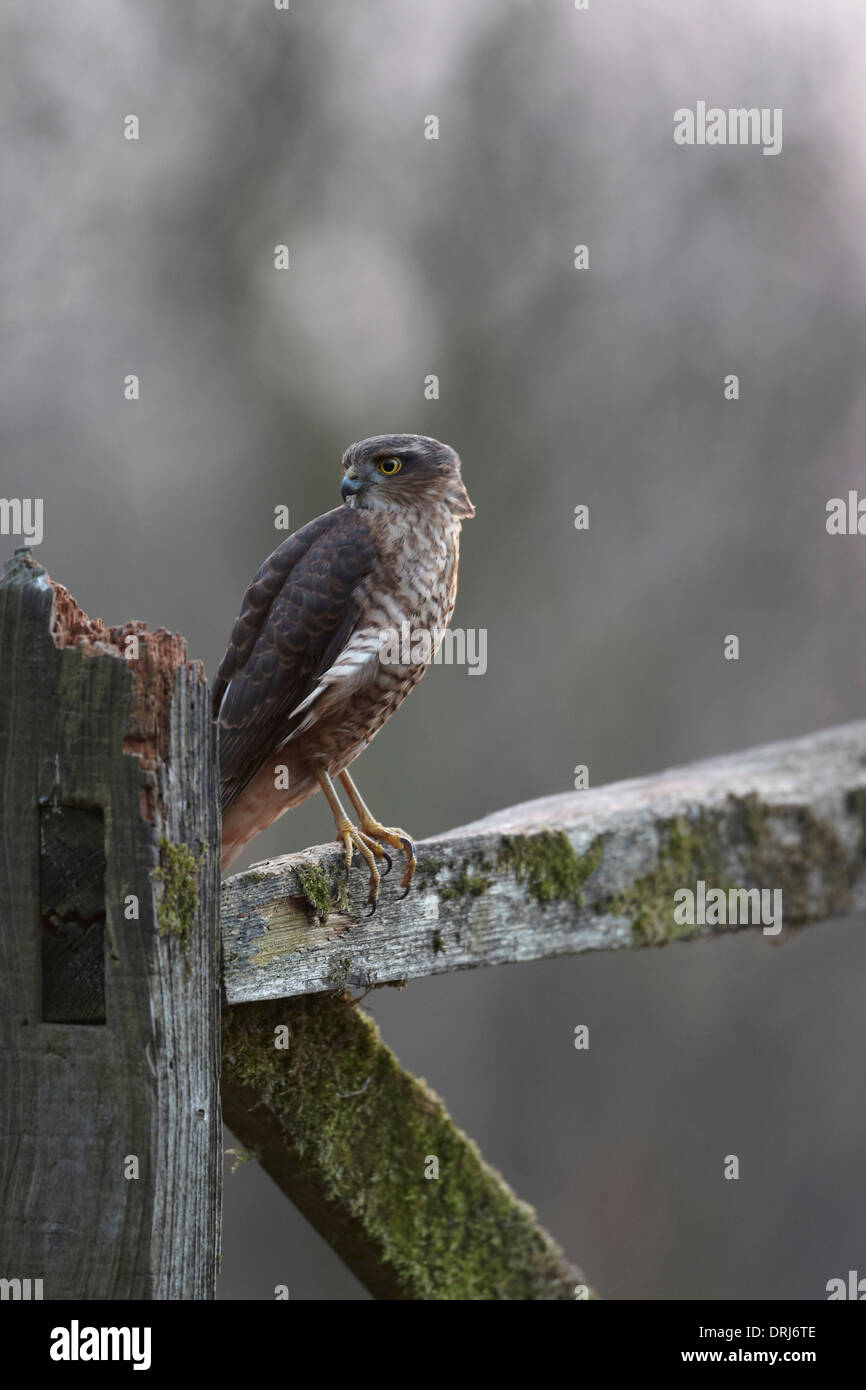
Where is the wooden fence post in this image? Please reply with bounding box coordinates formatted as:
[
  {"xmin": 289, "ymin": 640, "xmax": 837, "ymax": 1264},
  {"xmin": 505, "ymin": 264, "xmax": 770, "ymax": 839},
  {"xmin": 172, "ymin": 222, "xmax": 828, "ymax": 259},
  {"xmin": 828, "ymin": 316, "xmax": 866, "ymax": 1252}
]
[{"xmin": 0, "ymin": 549, "xmax": 221, "ymax": 1300}]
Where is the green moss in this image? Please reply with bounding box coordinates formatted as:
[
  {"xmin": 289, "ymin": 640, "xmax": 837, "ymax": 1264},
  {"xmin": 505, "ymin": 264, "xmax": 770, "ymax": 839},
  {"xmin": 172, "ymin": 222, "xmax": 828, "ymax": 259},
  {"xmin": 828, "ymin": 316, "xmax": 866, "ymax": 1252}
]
[
  {"xmin": 297, "ymin": 863, "xmax": 332, "ymax": 919},
  {"xmin": 440, "ymin": 868, "xmax": 492, "ymax": 901},
  {"xmin": 226, "ymin": 1144, "xmax": 261, "ymax": 1174},
  {"xmin": 735, "ymin": 794, "xmax": 853, "ymax": 924},
  {"xmin": 222, "ymin": 995, "xmax": 585, "ymax": 1299},
  {"xmin": 152, "ymin": 836, "xmax": 205, "ymax": 955},
  {"xmin": 602, "ymin": 795, "xmax": 857, "ymax": 947},
  {"xmin": 846, "ymin": 788, "xmax": 866, "ymax": 858},
  {"xmin": 497, "ymin": 831, "xmax": 604, "ymax": 905},
  {"xmin": 431, "ymin": 929, "xmax": 445, "ymax": 954},
  {"xmin": 603, "ymin": 813, "xmax": 729, "ymax": 946},
  {"xmin": 415, "ymin": 856, "xmax": 443, "ymax": 888}
]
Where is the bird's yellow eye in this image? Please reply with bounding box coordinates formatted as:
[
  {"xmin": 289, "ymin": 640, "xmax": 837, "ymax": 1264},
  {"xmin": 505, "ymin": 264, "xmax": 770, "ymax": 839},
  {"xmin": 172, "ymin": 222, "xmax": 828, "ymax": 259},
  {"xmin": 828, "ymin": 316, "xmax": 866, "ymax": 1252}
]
[{"xmin": 377, "ymin": 457, "xmax": 402, "ymax": 476}]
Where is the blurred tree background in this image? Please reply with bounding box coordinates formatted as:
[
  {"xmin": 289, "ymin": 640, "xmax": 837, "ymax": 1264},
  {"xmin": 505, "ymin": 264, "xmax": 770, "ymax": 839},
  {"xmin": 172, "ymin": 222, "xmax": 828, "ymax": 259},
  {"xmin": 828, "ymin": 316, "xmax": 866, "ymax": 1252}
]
[{"xmin": 2, "ymin": 0, "xmax": 864, "ymax": 1298}]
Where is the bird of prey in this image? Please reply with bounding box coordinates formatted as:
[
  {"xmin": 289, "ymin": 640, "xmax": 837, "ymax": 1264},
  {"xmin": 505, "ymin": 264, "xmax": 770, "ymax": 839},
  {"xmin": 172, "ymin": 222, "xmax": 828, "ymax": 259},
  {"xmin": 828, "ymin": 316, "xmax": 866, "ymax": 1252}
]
[{"xmin": 212, "ymin": 434, "xmax": 474, "ymax": 909}]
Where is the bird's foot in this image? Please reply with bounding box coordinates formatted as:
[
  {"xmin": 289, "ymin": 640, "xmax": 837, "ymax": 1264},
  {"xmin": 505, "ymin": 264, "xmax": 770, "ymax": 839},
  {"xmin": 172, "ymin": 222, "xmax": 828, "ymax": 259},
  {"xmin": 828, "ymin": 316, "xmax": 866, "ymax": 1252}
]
[
  {"xmin": 355, "ymin": 818, "xmax": 417, "ymax": 900},
  {"xmin": 335, "ymin": 818, "xmax": 391, "ymax": 914}
]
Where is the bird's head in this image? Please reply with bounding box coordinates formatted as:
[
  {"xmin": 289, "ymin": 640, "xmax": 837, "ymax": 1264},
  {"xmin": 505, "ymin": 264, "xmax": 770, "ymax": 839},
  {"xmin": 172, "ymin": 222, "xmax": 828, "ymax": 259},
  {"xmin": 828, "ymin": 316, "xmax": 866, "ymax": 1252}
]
[{"xmin": 340, "ymin": 434, "xmax": 475, "ymax": 519}]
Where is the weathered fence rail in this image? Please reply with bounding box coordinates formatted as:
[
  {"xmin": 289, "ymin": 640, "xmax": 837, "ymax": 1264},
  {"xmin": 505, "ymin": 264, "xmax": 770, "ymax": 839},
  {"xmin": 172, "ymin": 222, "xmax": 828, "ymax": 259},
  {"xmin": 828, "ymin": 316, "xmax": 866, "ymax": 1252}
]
[
  {"xmin": 2, "ymin": 551, "xmax": 864, "ymax": 1300},
  {"xmin": 221, "ymin": 721, "xmax": 866, "ymax": 1002}
]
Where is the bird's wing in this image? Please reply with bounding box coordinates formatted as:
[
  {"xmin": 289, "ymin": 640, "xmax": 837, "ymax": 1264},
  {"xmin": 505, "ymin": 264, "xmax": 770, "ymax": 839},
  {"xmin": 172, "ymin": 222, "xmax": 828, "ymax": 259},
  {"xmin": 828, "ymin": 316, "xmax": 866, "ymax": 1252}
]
[{"xmin": 212, "ymin": 505, "xmax": 378, "ymax": 812}]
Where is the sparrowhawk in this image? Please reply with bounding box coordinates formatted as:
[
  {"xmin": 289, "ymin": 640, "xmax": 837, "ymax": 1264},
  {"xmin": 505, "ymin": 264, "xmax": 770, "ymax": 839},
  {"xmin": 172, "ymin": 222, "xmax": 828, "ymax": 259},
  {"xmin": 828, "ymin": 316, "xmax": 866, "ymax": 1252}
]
[{"xmin": 212, "ymin": 433, "xmax": 474, "ymax": 909}]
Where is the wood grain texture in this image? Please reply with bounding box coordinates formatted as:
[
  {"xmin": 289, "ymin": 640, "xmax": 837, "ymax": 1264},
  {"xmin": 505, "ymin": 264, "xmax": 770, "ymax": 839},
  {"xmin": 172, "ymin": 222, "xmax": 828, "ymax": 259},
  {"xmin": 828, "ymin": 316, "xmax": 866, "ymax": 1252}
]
[
  {"xmin": 222, "ymin": 721, "xmax": 866, "ymax": 1003},
  {"xmin": 0, "ymin": 550, "xmax": 221, "ymax": 1299}
]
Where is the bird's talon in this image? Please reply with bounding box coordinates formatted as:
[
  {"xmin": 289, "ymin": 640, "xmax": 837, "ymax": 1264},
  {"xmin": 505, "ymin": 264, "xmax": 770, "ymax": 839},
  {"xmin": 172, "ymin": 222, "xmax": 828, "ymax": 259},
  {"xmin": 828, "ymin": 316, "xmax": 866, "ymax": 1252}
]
[
  {"xmin": 356, "ymin": 822, "xmax": 417, "ymax": 885},
  {"xmin": 335, "ymin": 818, "xmax": 382, "ymax": 909},
  {"xmin": 357, "ymin": 829, "xmax": 389, "ymax": 862}
]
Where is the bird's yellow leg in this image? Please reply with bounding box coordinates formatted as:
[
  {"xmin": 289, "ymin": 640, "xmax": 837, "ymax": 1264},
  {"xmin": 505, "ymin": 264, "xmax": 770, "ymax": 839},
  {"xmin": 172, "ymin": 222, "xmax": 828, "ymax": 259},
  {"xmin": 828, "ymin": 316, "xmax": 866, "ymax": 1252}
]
[
  {"xmin": 339, "ymin": 770, "xmax": 417, "ymax": 899},
  {"xmin": 315, "ymin": 768, "xmax": 387, "ymax": 912}
]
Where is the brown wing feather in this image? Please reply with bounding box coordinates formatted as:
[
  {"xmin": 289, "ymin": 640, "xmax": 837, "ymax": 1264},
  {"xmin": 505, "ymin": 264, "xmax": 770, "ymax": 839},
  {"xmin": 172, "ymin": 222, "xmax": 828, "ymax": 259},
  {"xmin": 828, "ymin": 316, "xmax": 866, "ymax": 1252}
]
[{"xmin": 212, "ymin": 505, "xmax": 377, "ymax": 813}]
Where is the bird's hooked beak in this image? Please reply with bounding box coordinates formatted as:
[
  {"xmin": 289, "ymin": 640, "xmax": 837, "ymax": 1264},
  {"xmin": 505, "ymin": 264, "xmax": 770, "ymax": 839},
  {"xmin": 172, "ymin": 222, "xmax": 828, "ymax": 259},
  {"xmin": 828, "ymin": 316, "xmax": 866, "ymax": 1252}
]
[{"xmin": 341, "ymin": 465, "xmax": 363, "ymax": 503}]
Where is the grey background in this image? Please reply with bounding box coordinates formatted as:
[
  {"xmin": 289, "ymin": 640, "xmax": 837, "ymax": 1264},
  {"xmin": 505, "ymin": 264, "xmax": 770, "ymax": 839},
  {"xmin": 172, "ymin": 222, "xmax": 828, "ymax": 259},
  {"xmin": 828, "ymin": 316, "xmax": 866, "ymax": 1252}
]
[{"xmin": 2, "ymin": 0, "xmax": 864, "ymax": 1298}]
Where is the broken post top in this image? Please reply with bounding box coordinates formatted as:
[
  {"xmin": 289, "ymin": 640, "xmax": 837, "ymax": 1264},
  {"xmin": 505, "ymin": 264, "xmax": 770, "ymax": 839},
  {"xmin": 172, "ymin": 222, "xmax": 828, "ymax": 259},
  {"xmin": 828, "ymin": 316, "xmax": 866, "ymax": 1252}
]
[{"xmin": 5, "ymin": 548, "xmax": 207, "ymax": 823}]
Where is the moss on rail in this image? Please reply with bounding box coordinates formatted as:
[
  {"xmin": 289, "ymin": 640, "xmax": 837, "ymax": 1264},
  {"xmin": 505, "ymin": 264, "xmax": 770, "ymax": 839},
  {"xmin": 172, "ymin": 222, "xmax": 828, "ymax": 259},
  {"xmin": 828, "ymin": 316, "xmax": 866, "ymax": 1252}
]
[
  {"xmin": 602, "ymin": 794, "xmax": 858, "ymax": 947},
  {"xmin": 222, "ymin": 993, "xmax": 589, "ymax": 1300},
  {"xmin": 497, "ymin": 830, "xmax": 604, "ymax": 905}
]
